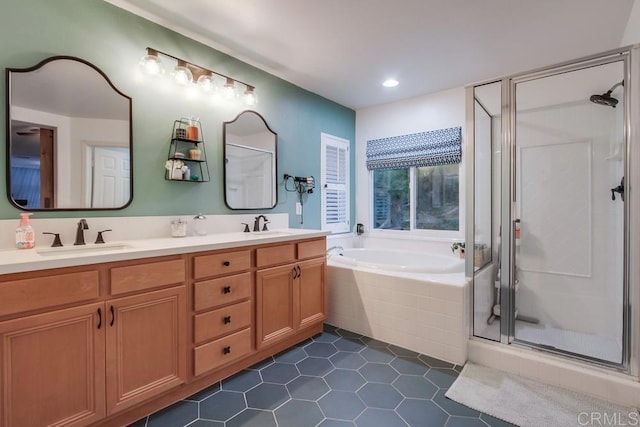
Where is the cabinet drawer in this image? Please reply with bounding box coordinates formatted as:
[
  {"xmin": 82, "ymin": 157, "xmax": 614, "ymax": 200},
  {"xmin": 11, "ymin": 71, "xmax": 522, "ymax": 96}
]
[
  {"xmin": 194, "ymin": 250, "xmax": 251, "ymax": 279},
  {"xmin": 194, "ymin": 328, "xmax": 252, "ymax": 376},
  {"xmin": 0, "ymin": 271, "xmax": 99, "ymax": 317},
  {"xmin": 194, "ymin": 272, "xmax": 252, "ymax": 311},
  {"xmin": 110, "ymin": 259, "xmax": 185, "ymax": 295},
  {"xmin": 194, "ymin": 300, "xmax": 251, "ymax": 344},
  {"xmin": 256, "ymin": 244, "xmax": 295, "ymax": 267},
  {"xmin": 297, "ymin": 239, "xmax": 326, "ymax": 260}
]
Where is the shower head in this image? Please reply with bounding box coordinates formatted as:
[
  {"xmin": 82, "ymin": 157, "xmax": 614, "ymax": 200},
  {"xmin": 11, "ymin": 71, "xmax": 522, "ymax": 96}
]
[{"xmin": 590, "ymin": 81, "xmax": 624, "ymax": 108}]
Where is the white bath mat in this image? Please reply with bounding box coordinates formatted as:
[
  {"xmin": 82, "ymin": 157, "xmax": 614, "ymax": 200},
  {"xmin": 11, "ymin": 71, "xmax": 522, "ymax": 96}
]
[{"xmin": 445, "ymin": 363, "xmax": 639, "ymax": 427}]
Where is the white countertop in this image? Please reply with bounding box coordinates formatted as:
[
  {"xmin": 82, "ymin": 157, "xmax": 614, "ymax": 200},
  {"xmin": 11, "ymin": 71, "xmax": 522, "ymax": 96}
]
[{"xmin": 0, "ymin": 229, "xmax": 330, "ymax": 275}]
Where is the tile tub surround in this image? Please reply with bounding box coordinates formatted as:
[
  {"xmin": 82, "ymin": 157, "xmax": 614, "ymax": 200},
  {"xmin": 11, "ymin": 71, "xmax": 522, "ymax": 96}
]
[
  {"xmin": 327, "ymin": 264, "xmax": 470, "ymax": 365},
  {"xmin": 468, "ymin": 339, "xmax": 640, "ymax": 409},
  {"xmin": 130, "ymin": 325, "xmax": 512, "ymax": 427},
  {"xmin": 0, "ymin": 213, "xmax": 289, "ymax": 251}
]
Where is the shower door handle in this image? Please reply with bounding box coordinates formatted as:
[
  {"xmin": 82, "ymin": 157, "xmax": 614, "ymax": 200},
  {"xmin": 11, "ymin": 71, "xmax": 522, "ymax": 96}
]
[{"xmin": 611, "ymin": 177, "xmax": 624, "ymax": 201}]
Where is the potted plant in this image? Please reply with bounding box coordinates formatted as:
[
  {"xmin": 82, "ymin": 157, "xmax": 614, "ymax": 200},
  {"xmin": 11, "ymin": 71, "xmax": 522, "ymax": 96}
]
[{"xmin": 451, "ymin": 242, "xmax": 465, "ymax": 259}]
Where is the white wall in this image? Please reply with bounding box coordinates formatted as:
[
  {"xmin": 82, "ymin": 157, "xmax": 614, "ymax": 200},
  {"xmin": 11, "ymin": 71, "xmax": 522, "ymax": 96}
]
[
  {"xmin": 355, "ymin": 87, "xmax": 466, "ymax": 254},
  {"xmin": 622, "ymin": 0, "xmax": 640, "ymax": 46}
]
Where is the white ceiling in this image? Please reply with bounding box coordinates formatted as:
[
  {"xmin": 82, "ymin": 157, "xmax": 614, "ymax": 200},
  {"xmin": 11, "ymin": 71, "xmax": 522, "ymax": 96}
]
[{"xmin": 107, "ymin": 0, "xmax": 635, "ymax": 110}]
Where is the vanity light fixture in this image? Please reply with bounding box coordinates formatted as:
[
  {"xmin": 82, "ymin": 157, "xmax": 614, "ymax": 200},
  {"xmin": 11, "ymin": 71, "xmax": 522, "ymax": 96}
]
[
  {"xmin": 383, "ymin": 78, "xmax": 399, "ymax": 88},
  {"xmin": 139, "ymin": 48, "xmax": 165, "ymax": 76},
  {"xmin": 139, "ymin": 47, "xmax": 257, "ymax": 105}
]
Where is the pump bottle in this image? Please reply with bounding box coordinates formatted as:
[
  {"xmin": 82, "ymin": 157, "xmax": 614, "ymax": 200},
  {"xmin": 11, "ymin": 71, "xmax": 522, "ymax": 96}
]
[{"xmin": 16, "ymin": 212, "xmax": 35, "ymax": 249}]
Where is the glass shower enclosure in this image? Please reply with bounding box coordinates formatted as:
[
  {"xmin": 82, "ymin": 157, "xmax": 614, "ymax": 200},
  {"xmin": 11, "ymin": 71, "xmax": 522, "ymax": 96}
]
[{"xmin": 467, "ymin": 47, "xmax": 634, "ymax": 369}]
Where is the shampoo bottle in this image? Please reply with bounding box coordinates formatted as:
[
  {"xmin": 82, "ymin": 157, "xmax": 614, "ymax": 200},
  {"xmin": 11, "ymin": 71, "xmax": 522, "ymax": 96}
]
[{"xmin": 16, "ymin": 212, "xmax": 35, "ymax": 249}]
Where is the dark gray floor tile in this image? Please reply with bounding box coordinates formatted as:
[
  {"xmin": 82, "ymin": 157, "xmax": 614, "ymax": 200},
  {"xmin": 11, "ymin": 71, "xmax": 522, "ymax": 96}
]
[
  {"xmin": 295, "ymin": 338, "xmax": 314, "ymax": 347},
  {"xmin": 396, "ymin": 398, "xmax": 449, "ymax": 427},
  {"xmin": 319, "ymin": 419, "xmax": 356, "ymax": 426},
  {"xmin": 359, "ymin": 362, "xmax": 400, "ymax": 383},
  {"xmin": 360, "ymin": 347, "xmax": 396, "ymax": 363},
  {"xmin": 318, "ymin": 390, "xmax": 366, "ymax": 420},
  {"xmin": 260, "ymin": 362, "xmax": 300, "ymax": 384},
  {"xmin": 390, "ymin": 357, "xmax": 430, "ymax": 376},
  {"xmin": 325, "ymin": 369, "xmax": 367, "ymax": 392},
  {"xmin": 200, "ymin": 390, "xmax": 247, "ymax": 422},
  {"xmin": 324, "ymin": 323, "xmax": 339, "ymax": 333},
  {"xmin": 185, "ymin": 382, "xmax": 221, "ymax": 402},
  {"xmin": 274, "ymin": 346, "xmax": 308, "ymax": 364},
  {"xmin": 446, "ymin": 416, "xmax": 492, "ymax": 427},
  {"xmin": 355, "ymin": 408, "xmax": 409, "ymax": 427},
  {"xmin": 336, "ymin": 329, "xmax": 364, "ymax": 339},
  {"xmin": 387, "ymin": 344, "xmax": 420, "ymax": 358},
  {"xmin": 360, "ymin": 336, "xmax": 389, "ymax": 348},
  {"xmin": 187, "ymin": 420, "xmax": 223, "ymax": 427},
  {"xmin": 245, "ymin": 382, "xmax": 290, "ymax": 410},
  {"xmin": 226, "ymin": 408, "xmax": 277, "ymax": 427},
  {"xmin": 392, "ymin": 374, "xmax": 438, "ymax": 399},
  {"xmin": 425, "ymin": 368, "xmax": 459, "ymax": 389},
  {"xmin": 128, "ymin": 417, "xmax": 147, "ymax": 427},
  {"xmin": 297, "ymin": 356, "xmax": 334, "ymax": 376},
  {"xmin": 248, "ymin": 356, "xmax": 274, "ymax": 370},
  {"xmin": 334, "ymin": 337, "xmax": 366, "ymax": 352},
  {"xmin": 275, "ymin": 399, "xmax": 325, "ymax": 427},
  {"xmin": 357, "ymin": 383, "xmax": 403, "ymax": 409},
  {"xmin": 314, "ymin": 330, "xmax": 341, "ymax": 343},
  {"xmin": 480, "ymin": 413, "xmax": 517, "ymax": 427},
  {"xmin": 305, "ymin": 341, "xmax": 339, "ymax": 357},
  {"xmin": 222, "ymin": 369, "xmax": 262, "ymax": 392},
  {"xmin": 330, "ymin": 351, "xmax": 367, "ymax": 370},
  {"xmin": 453, "ymin": 364, "xmax": 464, "ymax": 373},
  {"xmin": 287, "ymin": 375, "xmax": 330, "ymax": 400},
  {"xmin": 147, "ymin": 401, "xmax": 198, "ymax": 427},
  {"xmin": 419, "ymin": 354, "xmax": 454, "ymax": 369},
  {"xmin": 433, "ymin": 390, "xmax": 481, "ymax": 417}
]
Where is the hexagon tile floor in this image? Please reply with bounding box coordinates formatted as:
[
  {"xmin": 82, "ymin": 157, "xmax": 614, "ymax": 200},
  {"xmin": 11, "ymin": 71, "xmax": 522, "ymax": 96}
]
[{"xmin": 130, "ymin": 325, "xmax": 515, "ymax": 427}]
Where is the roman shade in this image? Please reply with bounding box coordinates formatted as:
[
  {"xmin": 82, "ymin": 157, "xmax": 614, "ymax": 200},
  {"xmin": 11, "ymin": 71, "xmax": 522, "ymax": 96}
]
[{"xmin": 366, "ymin": 126, "xmax": 462, "ymax": 170}]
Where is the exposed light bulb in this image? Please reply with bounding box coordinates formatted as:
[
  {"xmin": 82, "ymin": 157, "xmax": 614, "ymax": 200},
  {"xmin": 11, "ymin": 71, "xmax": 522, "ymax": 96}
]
[
  {"xmin": 382, "ymin": 79, "xmax": 399, "ymax": 88},
  {"xmin": 222, "ymin": 78, "xmax": 238, "ymax": 101},
  {"xmin": 243, "ymin": 86, "xmax": 258, "ymax": 106},
  {"xmin": 172, "ymin": 60, "xmax": 193, "ymax": 85},
  {"xmin": 197, "ymin": 73, "xmax": 217, "ymax": 93},
  {"xmin": 139, "ymin": 49, "xmax": 164, "ymax": 76}
]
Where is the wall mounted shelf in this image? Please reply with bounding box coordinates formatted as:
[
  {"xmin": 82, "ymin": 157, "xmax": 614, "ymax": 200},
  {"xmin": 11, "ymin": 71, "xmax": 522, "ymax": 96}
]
[{"xmin": 165, "ymin": 118, "xmax": 210, "ymax": 182}]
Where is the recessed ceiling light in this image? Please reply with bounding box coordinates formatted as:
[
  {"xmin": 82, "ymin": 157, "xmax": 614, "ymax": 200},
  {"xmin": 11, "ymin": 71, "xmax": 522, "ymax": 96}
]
[{"xmin": 383, "ymin": 79, "xmax": 399, "ymax": 88}]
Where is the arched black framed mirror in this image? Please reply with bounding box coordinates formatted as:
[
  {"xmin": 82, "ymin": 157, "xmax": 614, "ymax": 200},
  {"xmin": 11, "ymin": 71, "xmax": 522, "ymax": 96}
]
[
  {"xmin": 6, "ymin": 56, "xmax": 133, "ymax": 211},
  {"xmin": 223, "ymin": 110, "xmax": 277, "ymax": 209}
]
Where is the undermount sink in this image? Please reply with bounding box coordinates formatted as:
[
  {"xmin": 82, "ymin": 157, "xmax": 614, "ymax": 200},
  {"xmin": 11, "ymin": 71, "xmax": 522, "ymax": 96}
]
[{"xmin": 37, "ymin": 242, "xmax": 132, "ymax": 256}]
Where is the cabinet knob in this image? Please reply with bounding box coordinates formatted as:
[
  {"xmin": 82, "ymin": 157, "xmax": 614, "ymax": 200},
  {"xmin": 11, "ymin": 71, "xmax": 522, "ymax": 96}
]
[
  {"xmin": 223, "ymin": 346, "xmax": 231, "ymax": 355},
  {"xmin": 223, "ymin": 316, "xmax": 232, "ymax": 324},
  {"xmin": 223, "ymin": 261, "xmax": 231, "ymax": 267},
  {"xmin": 223, "ymin": 286, "xmax": 232, "ymax": 294}
]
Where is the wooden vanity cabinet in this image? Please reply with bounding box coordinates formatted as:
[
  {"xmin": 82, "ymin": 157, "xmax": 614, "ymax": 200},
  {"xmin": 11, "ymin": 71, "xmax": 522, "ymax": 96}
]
[{"xmin": 256, "ymin": 239, "xmax": 326, "ymax": 349}]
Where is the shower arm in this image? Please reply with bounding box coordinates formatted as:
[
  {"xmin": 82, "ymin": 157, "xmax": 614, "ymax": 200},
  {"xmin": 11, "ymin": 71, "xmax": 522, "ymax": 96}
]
[{"xmin": 607, "ymin": 81, "xmax": 624, "ymax": 94}]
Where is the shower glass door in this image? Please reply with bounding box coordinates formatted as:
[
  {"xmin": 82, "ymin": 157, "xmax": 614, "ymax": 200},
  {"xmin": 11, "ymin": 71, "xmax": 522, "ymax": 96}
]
[{"xmin": 511, "ymin": 58, "xmax": 626, "ymax": 364}]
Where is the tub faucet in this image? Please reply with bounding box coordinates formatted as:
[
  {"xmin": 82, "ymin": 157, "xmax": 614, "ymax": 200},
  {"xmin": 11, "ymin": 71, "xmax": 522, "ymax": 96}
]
[
  {"xmin": 326, "ymin": 246, "xmax": 344, "ymax": 257},
  {"xmin": 253, "ymin": 215, "xmax": 269, "ymax": 232},
  {"xmin": 74, "ymin": 219, "xmax": 89, "ymax": 246}
]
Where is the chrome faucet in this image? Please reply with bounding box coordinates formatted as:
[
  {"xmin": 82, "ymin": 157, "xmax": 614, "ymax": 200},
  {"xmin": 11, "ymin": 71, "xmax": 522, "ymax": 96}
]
[
  {"xmin": 253, "ymin": 215, "xmax": 269, "ymax": 232},
  {"xmin": 74, "ymin": 219, "xmax": 89, "ymax": 245},
  {"xmin": 326, "ymin": 246, "xmax": 344, "ymax": 257}
]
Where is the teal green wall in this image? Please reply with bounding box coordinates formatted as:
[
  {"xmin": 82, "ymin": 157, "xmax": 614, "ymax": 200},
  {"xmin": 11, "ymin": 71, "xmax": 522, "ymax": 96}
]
[{"xmin": 0, "ymin": 0, "xmax": 355, "ymax": 229}]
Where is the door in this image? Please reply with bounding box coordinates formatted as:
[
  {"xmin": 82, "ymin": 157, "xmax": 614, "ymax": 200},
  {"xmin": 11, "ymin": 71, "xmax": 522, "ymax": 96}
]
[
  {"xmin": 298, "ymin": 258, "xmax": 327, "ymax": 329},
  {"xmin": 91, "ymin": 146, "xmax": 130, "ymax": 208},
  {"xmin": 39, "ymin": 128, "xmax": 55, "ymax": 208},
  {"xmin": 0, "ymin": 303, "xmax": 106, "ymax": 427},
  {"xmin": 105, "ymin": 286, "xmax": 186, "ymax": 414},
  {"xmin": 256, "ymin": 264, "xmax": 297, "ymax": 349},
  {"xmin": 512, "ymin": 59, "xmax": 626, "ymax": 364}
]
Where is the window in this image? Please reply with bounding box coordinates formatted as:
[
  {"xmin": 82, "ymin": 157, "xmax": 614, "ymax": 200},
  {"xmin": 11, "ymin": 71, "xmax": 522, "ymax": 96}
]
[
  {"xmin": 321, "ymin": 133, "xmax": 350, "ymax": 233},
  {"xmin": 367, "ymin": 126, "xmax": 462, "ymax": 233}
]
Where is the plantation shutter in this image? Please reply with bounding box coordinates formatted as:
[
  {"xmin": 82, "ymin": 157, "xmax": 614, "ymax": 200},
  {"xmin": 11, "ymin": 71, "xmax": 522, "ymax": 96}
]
[{"xmin": 321, "ymin": 133, "xmax": 350, "ymax": 233}]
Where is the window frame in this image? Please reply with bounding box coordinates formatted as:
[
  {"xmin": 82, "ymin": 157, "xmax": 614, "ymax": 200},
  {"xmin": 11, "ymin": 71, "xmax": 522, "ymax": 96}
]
[{"xmin": 321, "ymin": 132, "xmax": 350, "ymax": 234}]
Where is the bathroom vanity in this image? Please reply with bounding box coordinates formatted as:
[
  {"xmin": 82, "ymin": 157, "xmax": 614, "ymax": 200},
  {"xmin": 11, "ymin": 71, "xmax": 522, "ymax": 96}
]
[{"xmin": 0, "ymin": 230, "xmax": 327, "ymax": 427}]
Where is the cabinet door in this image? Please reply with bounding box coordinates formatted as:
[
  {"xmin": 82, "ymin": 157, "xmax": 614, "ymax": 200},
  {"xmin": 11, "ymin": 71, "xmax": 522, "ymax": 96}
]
[
  {"xmin": 256, "ymin": 264, "xmax": 298, "ymax": 349},
  {"xmin": 0, "ymin": 302, "xmax": 106, "ymax": 427},
  {"xmin": 297, "ymin": 258, "xmax": 327, "ymax": 329},
  {"xmin": 106, "ymin": 286, "xmax": 186, "ymax": 414}
]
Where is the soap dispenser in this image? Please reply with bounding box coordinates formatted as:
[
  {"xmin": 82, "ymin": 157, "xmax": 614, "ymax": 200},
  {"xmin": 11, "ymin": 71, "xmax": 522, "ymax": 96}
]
[
  {"xmin": 16, "ymin": 212, "xmax": 35, "ymax": 249},
  {"xmin": 193, "ymin": 213, "xmax": 207, "ymax": 236}
]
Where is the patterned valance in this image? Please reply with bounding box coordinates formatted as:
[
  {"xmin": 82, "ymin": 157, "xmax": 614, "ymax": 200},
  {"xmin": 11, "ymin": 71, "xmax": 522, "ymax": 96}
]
[{"xmin": 366, "ymin": 126, "xmax": 462, "ymax": 170}]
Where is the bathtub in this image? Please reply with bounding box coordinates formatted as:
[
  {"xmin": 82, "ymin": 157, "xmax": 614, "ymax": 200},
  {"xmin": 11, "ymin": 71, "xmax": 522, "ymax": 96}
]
[{"xmin": 326, "ymin": 248, "xmax": 469, "ymax": 365}]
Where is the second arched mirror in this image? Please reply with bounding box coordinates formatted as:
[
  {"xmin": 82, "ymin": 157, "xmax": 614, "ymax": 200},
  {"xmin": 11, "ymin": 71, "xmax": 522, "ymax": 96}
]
[{"xmin": 223, "ymin": 110, "xmax": 277, "ymax": 209}]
